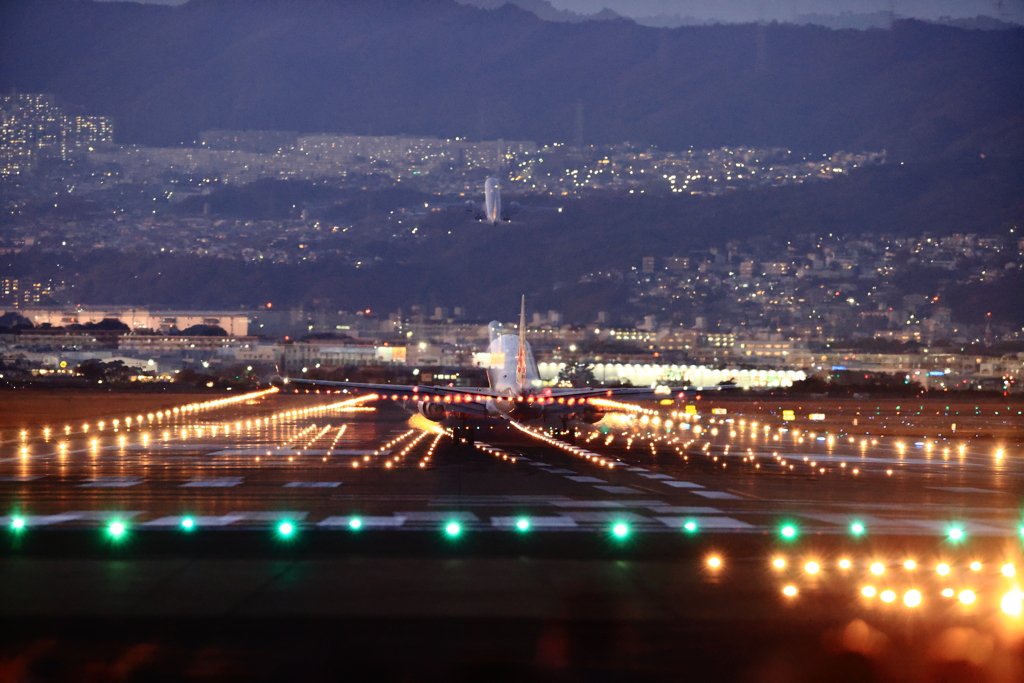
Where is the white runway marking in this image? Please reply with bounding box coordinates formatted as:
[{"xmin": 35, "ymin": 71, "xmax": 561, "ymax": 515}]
[
  {"xmin": 638, "ymin": 473, "xmax": 675, "ymax": 480},
  {"xmin": 593, "ymin": 486, "xmax": 642, "ymax": 494},
  {"xmin": 142, "ymin": 515, "xmax": 246, "ymax": 527},
  {"xmin": 181, "ymin": 477, "xmax": 243, "ymax": 488},
  {"xmin": 657, "ymin": 516, "xmax": 753, "ymax": 530},
  {"xmin": 491, "ymin": 516, "xmax": 578, "ymax": 528},
  {"xmin": 928, "ymin": 486, "xmax": 1004, "ymax": 494},
  {"xmin": 79, "ymin": 477, "xmax": 142, "ymax": 488},
  {"xmin": 550, "ymin": 501, "xmax": 626, "ymax": 508},
  {"xmin": 284, "ymin": 482, "xmax": 342, "ymax": 488},
  {"xmin": 401, "ymin": 511, "xmax": 480, "ymax": 521},
  {"xmin": 566, "ymin": 476, "xmax": 605, "ymax": 483},
  {"xmin": 227, "ymin": 511, "xmax": 309, "ymax": 521},
  {"xmin": 0, "ymin": 513, "xmax": 83, "ymax": 526},
  {"xmin": 691, "ymin": 491, "xmax": 743, "ymax": 500},
  {"xmin": 562, "ymin": 511, "xmax": 651, "ymax": 522},
  {"xmin": 319, "ymin": 516, "xmax": 405, "ymax": 528},
  {"xmin": 647, "ymin": 506, "xmax": 723, "ymax": 514}
]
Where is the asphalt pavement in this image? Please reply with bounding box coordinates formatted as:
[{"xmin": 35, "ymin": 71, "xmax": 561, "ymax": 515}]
[{"xmin": 1, "ymin": 390, "xmax": 1022, "ymax": 681}]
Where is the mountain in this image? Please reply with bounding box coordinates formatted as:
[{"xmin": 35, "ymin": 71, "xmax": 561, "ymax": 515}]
[
  {"xmin": 456, "ymin": 0, "xmax": 612, "ymax": 23},
  {"xmin": 1, "ymin": 0, "xmax": 1022, "ymax": 158}
]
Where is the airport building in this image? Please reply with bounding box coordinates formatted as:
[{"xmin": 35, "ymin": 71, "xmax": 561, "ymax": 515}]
[{"xmin": 17, "ymin": 307, "xmax": 250, "ymax": 337}]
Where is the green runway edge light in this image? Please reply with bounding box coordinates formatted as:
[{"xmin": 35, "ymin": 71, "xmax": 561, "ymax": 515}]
[
  {"xmin": 445, "ymin": 522, "xmax": 462, "ymax": 537},
  {"xmin": 348, "ymin": 517, "xmax": 362, "ymax": 530},
  {"xmin": 612, "ymin": 522, "xmax": 630, "ymax": 538},
  {"xmin": 277, "ymin": 521, "xmax": 295, "ymax": 537},
  {"xmin": 180, "ymin": 517, "xmax": 195, "ymax": 531},
  {"xmin": 10, "ymin": 516, "xmax": 25, "ymax": 531},
  {"xmin": 108, "ymin": 521, "xmax": 126, "ymax": 539},
  {"xmin": 780, "ymin": 524, "xmax": 798, "ymax": 540},
  {"xmin": 515, "ymin": 518, "xmax": 530, "ymax": 532},
  {"xmin": 850, "ymin": 522, "xmax": 866, "ymax": 536},
  {"xmin": 683, "ymin": 520, "xmax": 698, "ymax": 533},
  {"xmin": 948, "ymin": 526, "xmax": 965, "ymax": 542}
]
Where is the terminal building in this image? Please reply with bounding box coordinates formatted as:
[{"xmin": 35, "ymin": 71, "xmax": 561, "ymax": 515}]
[{"xmin": 17, "ymin": 307, "xmax": 250, "ymax": 337}]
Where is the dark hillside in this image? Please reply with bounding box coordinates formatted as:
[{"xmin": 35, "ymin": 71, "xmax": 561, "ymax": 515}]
[{"xmin": 1, "ymin": 0, "xmax": 1021, "ymax": 158}]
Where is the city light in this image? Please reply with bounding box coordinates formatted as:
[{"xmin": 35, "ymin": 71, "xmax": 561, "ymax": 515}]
[
  {"xmin": 861, "ymin": 586, "xmax": 877, "ymax": 598},
  {"xmin": 959, "ymin": 590, "xmax": 976, "ymax": 605},
  {"xmin": 706, "ymin": 556, "xmax": 722, "ymax": 569},
  {"xmin": 782, "ymin": 585, "xmax": 797, "ymax": 597},
  {"xmin": 870, "ymin": 562, "xmax": 885, "ymax": 576},
  {"xmin": 903, "ymin": 590, "xmax": 922, "ymax": 608}
]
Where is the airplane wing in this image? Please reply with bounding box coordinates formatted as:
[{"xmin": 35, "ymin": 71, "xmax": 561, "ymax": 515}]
[
  {"xmin": 282, "ymin": 377, "xmax": 495, "ymax": 397},
  {"xmin": 280, "ymin": 377, "xmax": 496, "ymax": 418},
  {"xmin": 501, "ymin": 201, "xmax": 520, "ymax": 222},
  {"xmin": 465, "ymin": 201, "xmax": 486, "ymax": 222}
]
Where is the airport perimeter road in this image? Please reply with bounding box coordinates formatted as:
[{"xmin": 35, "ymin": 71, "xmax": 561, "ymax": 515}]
[{"xmin": 1, "ymin": 389, "xmax": 1022, "ymax": 681}]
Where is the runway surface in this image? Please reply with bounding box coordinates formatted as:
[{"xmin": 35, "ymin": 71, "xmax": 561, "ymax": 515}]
[{"xmin": 2, "ymin": 388, "xmax": 1022, "ymax": 681}]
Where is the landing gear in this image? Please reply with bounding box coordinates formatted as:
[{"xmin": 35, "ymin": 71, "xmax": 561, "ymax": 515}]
[
  {"xmin": 452, "ymin": 425, "xmax": 475, "ymax": 446},
  {"xmin": 559, "ymin": 418, "xmax": 577, "ymax": 444}
]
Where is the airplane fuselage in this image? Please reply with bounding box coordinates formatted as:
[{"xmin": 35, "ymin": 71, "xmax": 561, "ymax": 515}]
[{"xmin": 484, "ymin": 177, "xmax": 501, "ymax": 225}]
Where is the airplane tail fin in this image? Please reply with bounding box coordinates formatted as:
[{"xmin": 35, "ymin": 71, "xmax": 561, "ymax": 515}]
[{"xmin": 515, "ymin": 295, "xmax": 527, "ymax": 388}]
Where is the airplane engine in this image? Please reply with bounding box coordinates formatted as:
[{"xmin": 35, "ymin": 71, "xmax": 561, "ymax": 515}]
[
  {"xmin": 418, "ymin": 401, "xmax": 447, "ymax": 422},
  {"xmin": 580, "ymin": 404, "xmax": 605, "ymax": 424}
]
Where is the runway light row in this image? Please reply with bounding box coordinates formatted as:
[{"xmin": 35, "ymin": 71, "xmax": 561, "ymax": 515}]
[
  {"xmin": 509, "ymin": 420, "xmax": 617, "ymax": 468},
  {"xmin": 769, "ymin": 554, "xmax": 1017, "ymax": 578}
]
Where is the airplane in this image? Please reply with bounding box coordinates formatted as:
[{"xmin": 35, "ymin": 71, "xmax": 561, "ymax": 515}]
[
  {"xmin": 466, "ymin": 177, "xmax": 519, "ymax": 225},
  {"xmin": 282, "ymin": 296, "xmax": 667, "ymax": 443}
]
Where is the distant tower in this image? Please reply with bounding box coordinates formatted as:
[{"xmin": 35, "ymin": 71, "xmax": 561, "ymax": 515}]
[{"xmin": 573, "ymin": 100, "xmax": 584, "ymax": 149}]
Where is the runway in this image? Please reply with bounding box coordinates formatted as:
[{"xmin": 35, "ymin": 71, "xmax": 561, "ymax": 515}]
[{"xmin": 2, "ymin": 388, "xmax": 1022, "ymax": 680}]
